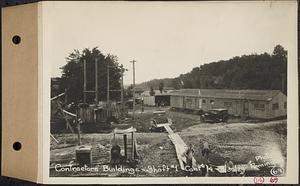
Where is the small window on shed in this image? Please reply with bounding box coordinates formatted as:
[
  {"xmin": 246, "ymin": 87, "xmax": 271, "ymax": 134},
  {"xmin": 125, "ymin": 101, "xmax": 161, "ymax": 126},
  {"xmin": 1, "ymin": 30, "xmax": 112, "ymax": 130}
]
[
  {"xmin": 224, "ymin": 102, "xmax": 232, "ymax": 107},
  {"xmin": 284, "ymin": 102, "xmax": 287, "ymax": 109},
  {"xmin": 202, "ymin": 99, "xmax": 206, "ymax": 104},
  {"xmin": 185, "ymin": 98, "xmax": 192, "ymax": 103},
  {"xmin": 254, "ymin": 103, "xmax": 265, "ymax": 111},
  {"xmin": 272, "ymin": 103, "xmax": 279, "ymax": 110}
]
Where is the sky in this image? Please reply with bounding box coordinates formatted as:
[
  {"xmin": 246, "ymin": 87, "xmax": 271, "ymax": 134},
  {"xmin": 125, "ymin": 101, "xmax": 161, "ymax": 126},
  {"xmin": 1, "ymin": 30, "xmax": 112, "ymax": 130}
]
[{"xmin": 44, "ymin": 1, "xmax": 296, "ymax": 85}]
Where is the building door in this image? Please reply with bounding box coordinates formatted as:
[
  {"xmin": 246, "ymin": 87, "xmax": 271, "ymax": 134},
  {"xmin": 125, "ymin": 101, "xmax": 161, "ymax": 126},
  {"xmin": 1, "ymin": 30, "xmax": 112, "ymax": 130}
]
[
  {"xmin": 199, "ymin": 98, "xmax": 202, "ymax": 109},
  {"xmin": 243, "ymin": 100, "xmax": 249, "ymax": 117}
]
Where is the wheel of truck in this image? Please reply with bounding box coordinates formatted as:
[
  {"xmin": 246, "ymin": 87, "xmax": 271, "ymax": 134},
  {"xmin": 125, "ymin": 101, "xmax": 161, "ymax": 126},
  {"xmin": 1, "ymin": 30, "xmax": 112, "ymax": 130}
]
[
  {"xmin": 223, "ymin": 117, "xmax": 228, "ymax": 123},
  {"xmin": 200, "ymin": 116, "xmax": 205, "ymax": 122}
]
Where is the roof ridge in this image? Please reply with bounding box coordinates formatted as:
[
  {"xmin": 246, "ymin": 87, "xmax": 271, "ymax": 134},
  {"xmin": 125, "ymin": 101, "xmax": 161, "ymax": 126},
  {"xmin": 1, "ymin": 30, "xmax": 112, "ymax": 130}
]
[{"xmin": 170, "ymin": 88, "xmax": 283, "ymax": 101}]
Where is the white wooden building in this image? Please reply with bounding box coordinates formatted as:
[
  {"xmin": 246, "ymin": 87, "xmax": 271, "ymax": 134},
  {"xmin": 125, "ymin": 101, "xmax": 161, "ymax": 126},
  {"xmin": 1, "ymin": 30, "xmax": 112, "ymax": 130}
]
[{"xmin": 170, "ymin": 89, "xmax": 287, "ymax": 119}]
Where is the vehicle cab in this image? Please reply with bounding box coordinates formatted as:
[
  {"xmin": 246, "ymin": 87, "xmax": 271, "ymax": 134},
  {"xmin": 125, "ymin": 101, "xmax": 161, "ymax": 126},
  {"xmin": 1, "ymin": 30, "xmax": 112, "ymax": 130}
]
[
  {"xmin": 150, "ymin": 110, "xmax": 172, "ymax": 132},
  {"xmin": 202, "ymin": 108, "xmax": 229, "ymax": 123}
]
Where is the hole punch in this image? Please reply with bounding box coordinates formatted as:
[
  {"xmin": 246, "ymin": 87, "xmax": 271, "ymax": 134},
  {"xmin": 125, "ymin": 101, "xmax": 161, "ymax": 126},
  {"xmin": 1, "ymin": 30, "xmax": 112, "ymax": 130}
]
[
  {"xmin": 12, "ymin": 35, "xmax": 21, "ymax": 44},
  {"xmin": 13, "ymin": 142, "xmax": 22, "ymax": 151}
]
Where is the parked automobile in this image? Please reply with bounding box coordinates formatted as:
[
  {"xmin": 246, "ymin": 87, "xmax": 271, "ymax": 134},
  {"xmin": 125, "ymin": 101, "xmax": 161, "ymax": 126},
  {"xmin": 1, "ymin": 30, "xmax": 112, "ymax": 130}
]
[
  {"xmin": 201, "ymin": 108, "xmax": 229, "ymax": 123},
  {"xmin": 153, "ymin": 110, "xmax": 166, "ymax": 116},
  {"xmin": 125, "ymin": 98, "xmax": 143, "ymax": 109},
  {"xmin": 149, "ymin": 116, "xmax": 172, "ymax": 132}
]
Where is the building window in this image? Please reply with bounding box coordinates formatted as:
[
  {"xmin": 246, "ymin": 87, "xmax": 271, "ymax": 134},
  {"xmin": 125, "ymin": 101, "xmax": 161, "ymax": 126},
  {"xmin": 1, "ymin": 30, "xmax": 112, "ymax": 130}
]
[
  {"xmin": 284, "ymin": 102, "xmax": 287, "ymax": 109},
  {"xmin": 202, "ymin": 99, "xmax": 206, "ymax": 104},
  {"xmin": 272, "ymin": 103, "xmax": 279, "ymax": 110},
  {"xmin": 224, "ymin": 102, "xmax": 232, "ymax": 107},
  {"xmin": 254, "ymin": 103, "xmax": 265, "ymax": 111},
  {"xmin": 185, "ymin": 98, "xmax": 192, "ymax": 103},
  {"xmin": 210, "ymin": 100, "xmax": 215, "ymax": 104}
]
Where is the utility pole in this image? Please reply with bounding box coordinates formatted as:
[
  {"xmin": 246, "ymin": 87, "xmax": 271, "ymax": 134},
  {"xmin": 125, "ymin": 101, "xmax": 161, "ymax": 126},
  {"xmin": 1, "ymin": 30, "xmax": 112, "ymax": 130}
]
[
  {"xmin": 83, "ymin": 59, "xmax": 87, "ymax": 103},
  {"xmin": 95, "ymin": 58, "xmax": 98, "ymax": 105},
  {"xmin": 107, "ymin": 62, "xmax": 110, "ymax": 117},
  {"xmin": 77, "ymin": 121, "xmax": 81, "ymax": 145},
  {"xmin": 120, "ymin": 66, "xmax": 128, "ymax": 116},
  {"xmin": 106, "ymin": 65, "xmax": 127, "ymax": 117},
  {"xmin": 76, "ymin": 111, "xmax": 82, "ymax": 146},
  {"xmin": 130, "ymin": 60, "xmax": 136, "ymax": 120},
  {"xmin": 120, "ymin": 67, "xmax": 125, "ymax": 116},
  {"xmin": 64, "ymin": 89, "xmax": 68, "ymax": 105},
  {"xmin": 280, "ymin": 73, "xmax": 286, "ymax": 94},
  {"xmin": 83, "ymin": 58, "xmax": 98, "ymax": 104}
]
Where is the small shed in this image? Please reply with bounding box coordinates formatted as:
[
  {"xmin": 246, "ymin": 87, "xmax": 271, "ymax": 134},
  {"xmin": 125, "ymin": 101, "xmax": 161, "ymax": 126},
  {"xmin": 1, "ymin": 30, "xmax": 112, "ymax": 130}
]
[
  {"xmin": 143, "ymin": 96, "xmax": 155, "ymax": 106},
  {"xmin": 155, "ymin": 95, "xmax": 171, "ymax": 106},
  {"xmin": 113, "ymin": 126, "xmax": 139, "ymax": 161}
]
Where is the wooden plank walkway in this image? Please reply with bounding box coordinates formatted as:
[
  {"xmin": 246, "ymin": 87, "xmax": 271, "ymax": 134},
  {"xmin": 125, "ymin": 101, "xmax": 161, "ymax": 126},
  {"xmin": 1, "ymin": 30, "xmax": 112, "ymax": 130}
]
[
  {"xmin": 164, "ymin": 125, "xmax": 197, "ymax": 170},
  {"xmin": 164, "ymin": 125, "xmax": 174, "ymax": 134}
]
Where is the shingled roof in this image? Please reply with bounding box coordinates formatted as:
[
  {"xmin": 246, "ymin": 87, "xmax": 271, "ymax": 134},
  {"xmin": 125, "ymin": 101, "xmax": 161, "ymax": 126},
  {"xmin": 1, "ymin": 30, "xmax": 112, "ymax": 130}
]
[{"xmin": 169, "ymin": 89, "xmax": 283, "ymax": 101}]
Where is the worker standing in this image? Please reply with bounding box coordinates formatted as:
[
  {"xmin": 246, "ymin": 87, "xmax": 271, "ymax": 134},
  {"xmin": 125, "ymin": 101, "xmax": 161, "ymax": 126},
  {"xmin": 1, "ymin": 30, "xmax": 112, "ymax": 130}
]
[
  {"xmin": 224, "ymin": 157, "xmax": 235, "ymax": 176},
  {"xmin": 141, "ymin": 99, "xmax": 144, "ymax": 113},
  {"xmin": 202, "ymin": 141, "xmax": 210, "ymax": 160},
  {"xmin": 185, "ymin": 144, "xmax": 195, "ymax": 170},
  {"xmin": 110, "ymin": 143, "xmax": 121, "ymax": 165},
  {"xmin": 199, "ymin": 109, "xmax": 204, "ymax": 122}
]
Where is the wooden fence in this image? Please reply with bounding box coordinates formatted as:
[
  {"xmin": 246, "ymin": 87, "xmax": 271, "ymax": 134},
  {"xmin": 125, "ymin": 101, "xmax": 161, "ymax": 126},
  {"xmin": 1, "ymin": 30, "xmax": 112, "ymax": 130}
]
[{"xmin": 77, "ymin": 103, "xmax": 122, "ymax": 123}]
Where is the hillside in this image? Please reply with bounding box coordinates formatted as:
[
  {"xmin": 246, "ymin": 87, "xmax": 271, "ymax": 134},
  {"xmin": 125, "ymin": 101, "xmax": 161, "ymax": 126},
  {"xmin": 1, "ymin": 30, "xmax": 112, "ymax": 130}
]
[
  {"xmin": 135, "ymin": 78, "xmax": 174, "ymax": 90},
  {"xmin": 136, "ymin": 45, "xmax": 287, "ymax": 94}
]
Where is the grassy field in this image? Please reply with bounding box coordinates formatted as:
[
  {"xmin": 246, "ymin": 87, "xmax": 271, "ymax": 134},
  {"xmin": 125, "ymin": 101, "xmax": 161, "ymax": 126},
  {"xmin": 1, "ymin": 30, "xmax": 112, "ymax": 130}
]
[{"xmin": 50, "ymin": 107, "xmax": 287, "ymax": 177}]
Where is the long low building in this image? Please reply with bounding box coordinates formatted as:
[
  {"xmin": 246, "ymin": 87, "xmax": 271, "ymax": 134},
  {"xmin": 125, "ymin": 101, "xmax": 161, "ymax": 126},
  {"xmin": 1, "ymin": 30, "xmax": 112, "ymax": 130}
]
[{"xmin": 170, "ymin": 89, "xmax": 287, "ymax": 119}]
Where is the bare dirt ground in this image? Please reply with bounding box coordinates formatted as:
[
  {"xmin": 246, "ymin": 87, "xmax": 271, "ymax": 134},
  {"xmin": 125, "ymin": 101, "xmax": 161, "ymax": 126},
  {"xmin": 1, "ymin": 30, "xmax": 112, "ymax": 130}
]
[
  {"xmin": 181, "ymin": 121, "xmax": 286, "ymax": 168},
  {"xmin": 50, "ymin": 132, "xmax": 183, "ymax": 177},
  {"xmin": 50, "ymin": 106, "xmax": 287, "ymax": 177},
  {"xmin": 127, "ymin": 106, "xmax": 201, "ymax": 132}
]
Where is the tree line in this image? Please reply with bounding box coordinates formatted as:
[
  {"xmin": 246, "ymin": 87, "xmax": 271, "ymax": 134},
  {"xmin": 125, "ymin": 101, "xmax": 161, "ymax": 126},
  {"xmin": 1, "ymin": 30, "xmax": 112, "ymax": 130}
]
[{"xmin": 137, "ymin": 45, "xmax": 287, "ymax": 95}]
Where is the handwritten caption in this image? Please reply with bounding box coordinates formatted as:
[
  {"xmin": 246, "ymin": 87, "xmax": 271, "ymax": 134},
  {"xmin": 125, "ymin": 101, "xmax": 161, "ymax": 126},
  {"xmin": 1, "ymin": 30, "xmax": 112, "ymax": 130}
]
[{"xmin": 54, "ymin": 164, "xmax": 207, "ymax": 174}]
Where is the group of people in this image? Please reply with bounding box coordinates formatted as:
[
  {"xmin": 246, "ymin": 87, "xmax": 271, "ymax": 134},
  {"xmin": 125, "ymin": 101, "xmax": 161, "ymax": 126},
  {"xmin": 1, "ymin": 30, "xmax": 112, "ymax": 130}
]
[
  {"xmin": 185, "ymin": 141, "xmax": 211, "ymax": 169},
  {"xmin": 185, "ymin": 141, "xmax": 235, "ymax": 176}
]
